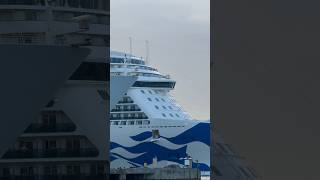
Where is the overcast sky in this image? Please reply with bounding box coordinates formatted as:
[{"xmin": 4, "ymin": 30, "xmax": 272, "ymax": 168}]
[{"xmin": 111, "ymin": 0, "xmax": 210, "ymax": 120}]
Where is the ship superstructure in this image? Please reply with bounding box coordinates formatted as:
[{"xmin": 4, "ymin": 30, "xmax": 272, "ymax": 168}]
[
  {"xmin": 0, "ymin": 1, "xmax": 109, "ymax": 179},
  {"xmin": 109, "ymin": 51, "xmax": 211, "ymax": 175}
]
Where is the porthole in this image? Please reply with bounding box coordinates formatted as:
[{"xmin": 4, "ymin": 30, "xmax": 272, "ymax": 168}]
[
  {"xmin": 169, "ymin": 113, "xmax": 174, "ymax": 117},
  {"xmin": 162, "ymin": 113, "xmax": 166, "ymax": 117},
  {"xmin": 168, "ymin": 106, "xmax": 173, "ymax": 110},
  {"xmin": 162, "ymin": 106, "xmax": 167, "ymax": 110},
  {"xmin": 148, "ymin": 90, "xmax": 153, "ymax": 94},
  {"xmin": 161, "ymin": 98, "xmax": 166, "ymax": 102},
  {"xmin": 141, "ymin": 90, "xmax": 145, "ymax": 94},
  {"xmin": 155, "ymin": 98, "xmax": 160, "ymax": 102},
  {"xmin": 148, "ymin": 98, "xmax": 152, "ymax": 101},
  {"xmin": 155, "ymin": 105, "xmax": 159, "ymax": 109}
]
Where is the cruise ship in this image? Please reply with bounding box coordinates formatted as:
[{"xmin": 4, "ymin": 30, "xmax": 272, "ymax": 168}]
[
  {"xmin": 0, "ymin": 1, "xmax": 109, "ymax": 179},
  {"xmin": 109, "ymin": 51, "xmax": 211, "ymax": 175}
]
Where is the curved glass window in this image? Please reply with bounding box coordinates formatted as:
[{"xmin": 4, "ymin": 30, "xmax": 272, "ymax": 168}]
[
  {"xmin": 133, "ymin": 81, "xmax": 175, "ymax": 88},
  {"xmin": 69, "ymin": 62, "xmax": 108, "ymax": 81},
  {"xmin": 111, "ymin": 58, "xmax": 124, "ymax": 63},
  {"xmin": 128, "ymin": 59, "xmax": 145, "ymax": 65}
]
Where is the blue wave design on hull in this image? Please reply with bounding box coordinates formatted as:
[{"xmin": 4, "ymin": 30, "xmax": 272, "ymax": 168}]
[
  {"xmin": 111, "ymin": 122, "xmax": 210, "ymax": 172},
  {"xmin": 130, "ymin": 123, "xmax": 210, "ymax": 146},
  {"xmin": 111, "ymin": 141, "xmax": 187, "ymax": 165},
  {"xmin": 130, "ymin": 131, "xmax": 152, "ymax": 141}
]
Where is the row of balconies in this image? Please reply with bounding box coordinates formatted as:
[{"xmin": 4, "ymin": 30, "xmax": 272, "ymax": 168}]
[
  {"xmin": 109, "ymin": 114, "xmax": 148, "ymax": 120},
  {"xmin": 109, "ymin": 116, "xmax": 148, "ymax": 120},
  {"xmin": 2, "ymin": 148, "xmax": 98, "ymax": 159},
  {"xmin": 111, "ymin": 106, "xmax": 141, "ymax": 112},
  {"xmin": 117, "ymin": 96, "xmax": 134, "ymax": 104},
  {"xmin": 24, "ymin": 122, "xmax": 76, "ymax": 133}
]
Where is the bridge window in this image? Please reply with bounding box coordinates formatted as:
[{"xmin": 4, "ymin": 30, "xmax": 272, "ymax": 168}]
[
  {"xmin": 133, "ymin": 81, "xmax": 176, "ymax": 88},
  {"xmin": 69, "ymin": 62, "xmax": 108, "ymax": 81}
]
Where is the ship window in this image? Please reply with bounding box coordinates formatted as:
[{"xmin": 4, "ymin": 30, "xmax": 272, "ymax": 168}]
[
  {"xmin": 136, "ymin": 120, "xmax": 142, "ymax": 125},
  {"xmin": 169, "ymin": 113, "xmax": 174, "ymax": 117},
  {"xmin": 128, "ymin": 121, "xmax": 135, "ymax": 125},
  {"xmin": 155, "ymin": 105, "xmax": 159, "ymax": 109},
  {"xmin": 148, "ymin": 90, "xmax": 153, "ymax": 94},
  {"xmin": 132, "ymin": 81, "xmax": 176, "ymax": 88},
  {"xmin": 147, "ymin": 98, "xmax": 152, "ymax": 102},
  {"xmin": 143, "ymin": 120, "xmax": 150, "ymax": 125},
  {"xmin": 111, "ymin": 57, "xmax": 124, "ymax": 63},
  {"xmin": 154, "ymin": 90, "xmax": 159, "ymax": 94},
  {"xmin": 161, "ymin": 98, "xmax": 166, "ymax": 102},
  {"xmin": 162, "ymin": 113, "xmax": 166, "ymax": 117},
  {"xmin": 69, "ymin": 62, "xmax": 108, "ymax": 81},
  {"xmin": 112, "ymin": 121, "xmax": 119, "ymax": 125},
  {"xmin": 140, "ymin": 90, "xmax": 145, "ymax": 94},
  {"xmin": 120, "ymin": 121, "xmax": 126, "ymax": 125},
  {"xmin": 155, "ymin": 98, "xmax": 160, "ymax": 102},
  {"xmin": 175, "ymin": 114, "xmax": 180, "ymax": 117},
  {"xmin": 162, "ymin": 106, "xmax": 167, "ymax": 110},
  {"xmin": 168, "ymin": 106, "xmax": 173, "ymax": 110}
]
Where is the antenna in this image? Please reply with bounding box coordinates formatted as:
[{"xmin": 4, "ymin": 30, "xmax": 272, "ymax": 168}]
[
  {"xmin": 145, "ymin": 40, "xmax": 149, "ymax": 65},
  {"xmin": 129, "ymin": 37, "xmax": 133, "ymax": 55}
]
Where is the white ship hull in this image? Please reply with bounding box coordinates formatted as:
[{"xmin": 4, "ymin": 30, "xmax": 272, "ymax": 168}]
[{"xmin": 0, "ymin": 45, "xmax": 89, "ymax": 156}]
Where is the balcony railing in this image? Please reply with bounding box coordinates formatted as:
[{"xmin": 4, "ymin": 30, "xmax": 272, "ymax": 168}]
[
  {"xmin": 109, "ymin": 116, "xmax": 148, "ymax": 120},
  {"xmin": 111, "ymin": 108, "xmax": 141, "ymax": 112},
  {"xmin": 117, "ymin": 100, "xmax": 134, "ymax": 104},
  {"xmin": 24, "ymin": 123, "xmax": 76, "ymax": 133},
  {"xmin": 2, "ymin": 148, "xmax": 99, "ymax": 159}
]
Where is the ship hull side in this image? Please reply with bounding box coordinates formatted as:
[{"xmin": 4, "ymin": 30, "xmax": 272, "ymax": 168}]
[{"xmin": 0, "ymin": 45, "xmax": 90, "ymax": 156}]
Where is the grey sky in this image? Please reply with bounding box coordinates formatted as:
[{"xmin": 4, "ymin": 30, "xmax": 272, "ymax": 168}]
[{"xmin": 111, "ymin": 0, "xmax": 210, "ymax": 120}]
